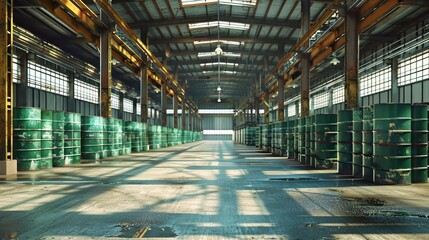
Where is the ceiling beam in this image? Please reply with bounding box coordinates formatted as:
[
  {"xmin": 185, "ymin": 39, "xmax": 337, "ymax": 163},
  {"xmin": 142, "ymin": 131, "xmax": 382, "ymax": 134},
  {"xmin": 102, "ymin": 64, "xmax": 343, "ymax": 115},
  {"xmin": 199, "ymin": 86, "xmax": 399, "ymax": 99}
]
[
  {"xmin": 153, "ymin": 49, "xmax": 282, "ymax": 58},
  {"xmin": 169, "ymin": 59, "xmax": 268, "ymax": 67},
  {"xmin": 150, "ymin": 36, "xmax": 298, "ymax": 45},
  {"xmin": 128, "ymin": 15, "xmax": 301, "ymax": 29}
]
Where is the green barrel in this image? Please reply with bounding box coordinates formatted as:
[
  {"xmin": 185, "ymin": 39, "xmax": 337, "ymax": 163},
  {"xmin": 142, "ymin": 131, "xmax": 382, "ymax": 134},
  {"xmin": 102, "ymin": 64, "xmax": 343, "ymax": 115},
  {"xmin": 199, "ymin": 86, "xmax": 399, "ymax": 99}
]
[
  {"xmin": 115, "ymin": 119, "xmax": 124, "ymax": 156},
  {"xmin": 362, "ymin": 106, "xmax": 374, "ymax": 181},
  {"xmin": 337, "ymin": 110, "xmax": 353, "ymax": 175},
  {"xmin": 309, "ymin": 115, "xmax": 316, "ymax": 166},
  {"xmin": 298, "ymin": 118, "xmax": 306, "ymax": 164},
  {"xmin": 52, "ymin": 111, "xmax": 64, "ymax": 167},
  {"xmin": 141, "ymin": 123, "xmax": 148, "ymax": 151},
  {"xmin": 103, "ymin": 118, "xmax": 115, "ymax": 157},
  {"xmin": 286, "ymin": 119, "xmax": 295, "ymax": 159},
  {"xmin": 352, "ymin": 108, "xmax": 363, "ymax": 177},
  {"xmin": 255, "ymin": 126, "xmax": 261, "ymax": 149},
  {"xmin": 161, "ymin": 126, "xmax": 168, "ymax": 148},
  {"xmin": 64, "ymin": 112, "xmax": 81, "ymax": 165},
  {"xmin": 245, "ymin": 127, "xmax": 256, "ymax": 146},
  {"xmin": 314, "ymin": 114, "xmax": 337, "ymax": 169},
  {"xmin": 293, "ymin": 118, "xmax": 299, "ymax": 160},
  {"xmin": 14, "ymin": 107, "xmax": 42, "ymax": 171},
  {"xmin": 411, "ymin": 104, "xmax": 428, "ymax": 183},
  {"xmin": 81, "ymin": 116, "xmax": 104, "ymax": 160},
  {"xmin": 167, "ymin": 128, "xmax": 176, "ymax": 147},
  {"xmin": 128, "ymin": 122, "xmax": 142, "ymax": 153},
  {"xmin": 305, "ymin": 117, "xmax": 312, "ymax": 166},
  {"xmin": 122, "ymin": 121, "xmax": 132, "ymax": 155},
  {"xmin": 273, "ymin": 123, "xmax": 280, "ymax": 151},
  {"xmin": 41, "ymin": 110, "xmax": 53, "ymax": 169},
  {"xmin": 279, "ymin": 121, "xmax": 287, "ymax": 154},
  {"xmin": 149, "ymin": 125, "xmax": 162, "ymax": 149},
  {"xmin": 373, "ymin": 103, "xmax": 411, "ymax": 185}
]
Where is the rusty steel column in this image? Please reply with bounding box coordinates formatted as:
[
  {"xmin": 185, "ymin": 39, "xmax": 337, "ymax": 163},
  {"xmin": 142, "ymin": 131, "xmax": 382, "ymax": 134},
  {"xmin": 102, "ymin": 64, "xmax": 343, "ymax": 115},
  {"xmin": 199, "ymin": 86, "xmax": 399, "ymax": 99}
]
[
  {"xmin": 140, "ymin": 65, "xmax": 149, "ymax": 124},
  {"xmin": 161, "ymin": 83, "xmax": 167, "ymax": 127},
  {"xmin": 173, "ymin": 95, "xmax": 178, "ymax": 129},
  {"xmin": 278, "ymin": 75, "xmax": 285, "ymax": 121},
  {"xmin": 188, "ymin": 107, "xmax": 192, "ymax": 130},
  {"xmin": 100, "ymin": 11, "xmax": 112, "ymax": 118},
  {"xmin": 300, "ymin": 0, "xmax": 310, "ymax": 117},
  {"xmin": 255, "ymin": 98, "xmax": 260, "ymax": 124},
  {"xmin": 345, "ymin": 0, "xmax": 359, "ymax": 109},
  {"xmin": 181, "ymin": 101, "xmax": 186, "ymax": 130},
  {"xmin": 263, "ymin": 91, "xmax": 269, "ymax": 124},
  {"xmin": 0, "ymin": 0, "xmax": 16, "ymax": 175}
]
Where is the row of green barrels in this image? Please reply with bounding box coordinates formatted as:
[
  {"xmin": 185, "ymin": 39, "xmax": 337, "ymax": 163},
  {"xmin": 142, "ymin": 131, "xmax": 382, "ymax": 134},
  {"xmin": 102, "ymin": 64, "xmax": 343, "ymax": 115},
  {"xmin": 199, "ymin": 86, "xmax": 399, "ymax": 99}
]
[
  {"xmin": 255, "ymin": 126, "xmax": 261, "ymax": 148},
  {"xmin": 14, "ymin": 107, "xmax": 81, "ymax": 171},
  {"xmin": 149, "ymin": 125, "xmax": 201, "ymax": 149}
]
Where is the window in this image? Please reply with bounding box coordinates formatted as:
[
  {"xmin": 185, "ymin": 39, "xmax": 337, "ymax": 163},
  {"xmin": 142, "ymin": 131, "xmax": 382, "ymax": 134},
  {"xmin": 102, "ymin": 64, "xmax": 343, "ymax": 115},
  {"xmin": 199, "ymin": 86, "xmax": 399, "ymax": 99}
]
[
  {"xmin": 27, "ymin": 61, "xmax": 69, "ymax": 96},
  {"xmin": 313, "ymin": 91, "xmax": 329, "ymax": 110},
  {"xmin": 137, "ymin": 103, "xmax": 141, "ymax": 115},
  {"xmin": 123, "ymin": 98, "xmax": 133, "ymax": 113},
  {"xmin": 333, "ymin": 85, "xmax": 345, "ymax": 104},
  {"xmin": 74, "ymin": 79, "xmax": 99, "ymax": 104},
  {"xmin": 13, "ymin": 55, "xmax": 20, "ymax": 83},
  {"xmin": 360, "ymin": 67, "xmax": 391, "ymax": 97},
  {"xmin": 111, "ymin": 93, "xmax": 120, "ymax": 110},
  {"xmin": 398, "ymin": 50, "xmax": 429, "ymax": 86},
  {"xmin": 203, "ymin": 130, "xmax": 234, "ymax": 135},
  {"xmin": 288, "ymin": 104, "xmax": 296, "ymax": 117}
]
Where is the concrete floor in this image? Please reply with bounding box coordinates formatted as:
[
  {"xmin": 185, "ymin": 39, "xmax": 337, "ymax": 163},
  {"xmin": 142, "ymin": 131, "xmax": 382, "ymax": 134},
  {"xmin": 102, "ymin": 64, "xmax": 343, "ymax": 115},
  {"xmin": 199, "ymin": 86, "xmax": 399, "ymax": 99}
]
[{"xmin": 1, "ymin": 141, "xmax": 429, "ymax": 240}]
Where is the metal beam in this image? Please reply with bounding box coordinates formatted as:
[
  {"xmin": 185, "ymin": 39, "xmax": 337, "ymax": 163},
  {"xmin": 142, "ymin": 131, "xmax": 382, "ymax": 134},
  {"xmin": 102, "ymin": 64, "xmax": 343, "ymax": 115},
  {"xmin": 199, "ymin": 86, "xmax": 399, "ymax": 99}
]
[
  {"xmin": 158, "ymin": 49, "xmax": 282, "ymax": 58},
  {"xmin": 100, "ymin": 11, "xmax": 112, "ymax": 118},
  {"xmin": 0, "ymin": 0, "xmax": 16, "ymax": 175},
  {"xmin": 300, "ymin": 0, "xmax": 310, "ymax": 117},
  {"xmin": 161, "ymin": 82, "xmax": 167, "ymax": 127},
  {"xmin": 151, "ymin": 36, "xmax": 298, "ymax": 45},
  {"xmin": 278, "ymin": 76, "xmax": 285, "ymax": 121},
  {"xmin": 129, "ymin": 15, "xmax": 300, "ymax": 28}
]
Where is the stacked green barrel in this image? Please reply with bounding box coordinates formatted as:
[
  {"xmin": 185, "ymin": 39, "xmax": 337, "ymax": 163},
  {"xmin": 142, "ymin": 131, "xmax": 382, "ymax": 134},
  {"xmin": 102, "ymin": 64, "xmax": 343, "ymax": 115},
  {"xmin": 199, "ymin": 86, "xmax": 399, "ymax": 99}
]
[
  {"xmin": 167, "ymin": 128, "xmax": 178, "ymax": 147},
  {"xmin": 272, "ymin": 123, "xmax": 280, "ymax": 153},
  {"xmin": 161, "ymin": 126, "xmax": 168, "ymax": 148},
  {"xmin": 373, "ymin": 103, "xmax": 411, "ymax": 185},
  {"xmin": 352, "ymin": 108, "xmax": 363, "ymax": 177},
  {"xmin": 337, "ymin": 110, "xmax": 353, "ymax": 175},
  {"xmin": 128, "ymin": 122, "xmax": 142, "ymax": 152},
  {"xmin": 52, "ymin": 111, "xmax": 65, "ymax": 167},
  {"xmin": 103, "ymin": 118, "xmax": 114, "ymax": 157},
  {"xmin": 309, "ymin": 115, "xmax": 316, "ymax": 166},
  {"xmin": 362, "ymin": 106, "xmax": 374, "ymax": 181},
  {"xmin": 149, "ymin": 125, "xmax": 162, "ymax": 149},
  {"xmin": 298, "ymin": 118, "xmax": 306, "ymax": 164},
  {"xmin": 115, "ymin": 119, "xmax": 123, "ymax": 156},
  {"xmin": 64, "ymin": 112, "xmax": 81, "ymax": 165},
  {"xmin": 14, "ymin": 107, "xmax": 42, "ymax": 171},
  {"xmin": 245, "ymin": 127, "xmax": 256, "ymax": 146},
  {"xmin": 293, "ymin": 119, "xmax": 299, "ymax": 160},
  {"xmin": 81, "ymin": 116, "xmax": 104, "ymax": 160},
  {"xmin": 314, "ymin": 114, "xmax": 337, "ymax": 169},
  {"xmin": 255, "ymin": 126, "xmax": 261, "ymax": 148},
  {"xmin": 121, "ymin": 121, "xmax": 131, "ymax": 155},
  {"xmin": 261, "ymin": 124, "xmax": 270, "ymax": 152},
  {"xmin": 279, "ymin": 121, "xmax": 287, "ymax": 155},
  {"xmin": 286, "ymin": 119, "xmax": 295, "ymax": 159},
  {"xmin": 411, "ymin": 104, "xmax": 428, "ymax": 183},
  {"xmin": 305, "ymin": 117, "xmax": 312, "ymax": 165},
  {"xmin": 141, "ymin": 123, "xmax": 148, "ymax": 150},
  {"xmin": 41, "ymin": 110, "xmax": 53, "ymax": 169}
]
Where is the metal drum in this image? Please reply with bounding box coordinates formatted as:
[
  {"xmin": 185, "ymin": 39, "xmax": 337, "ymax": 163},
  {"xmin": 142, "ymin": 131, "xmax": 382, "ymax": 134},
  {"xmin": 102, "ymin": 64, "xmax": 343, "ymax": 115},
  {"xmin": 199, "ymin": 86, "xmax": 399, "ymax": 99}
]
[
  {"xmin": 305, "ymin": 117, "xmax": 312, "ymax": 166},
  {"xmin": 352, "ymin": 108, "xmax": 363, "ymax": 177},
  {"xmin": 141, "ymin": 123, "xmax": 148, "ymax": 151},
  {"xmin": 293, "ymin": 119, "xmax": 299, "ymax": 160},
  {"xmin": 41, "ymin": 110, "xmax": 53, "ymax": 169},
  {"xmin": 161, "ymin": 126, "xmax": 168, "ymax": 148},
  {"xmin": 309, "ymin": 115, "xmax": 316, "ymax": 166},
  {"xmin": 13, "ymin": 107, "xmax": 42, "ymax": 171},
  {"xmin": 362, "ymin": 106, "xmax": 374, "ymax": 181},
  {"xmin": 314, "ymin": 114, "xmax": 337, "ymax": 169},
  {"xmin": 128, "ymin": 122, "xmax": 142, "ymax": 153},
  {"xmin": 255, "ymin": 126, "xmax": 261, "ymax": 149},
  {"xmin": 52, "ymin": 111, "xmax": 64, "ymax": 167},
  {"xmin": 149, "ymin": 125, "xmax": 162, "ymax": 149},
  {"xmin": 373, "ymin": 103, "xmax": 411, "ymax": 185},
  {"xmin": 115, "ymin": 119, "xmax": 123, "ymax": 156},
  {"xmin": 286, "ymin": 119, "xmax": 295, "ymax": 159},
  {"xmin": 103, "ymin": 118, "xmax": 115, "ymax": 157},
  {"xmin": 298, "ymin": 118, "xmax": 306, "ymax": 164},
  {"xmin": 245, "ymin": 127, "xmax": 256, "ymax": 146},
  {"xmin": 337, "ymin": 110, "xmax": 353, "ymax": 175},
  {"xmin": 64, "ymin": 112, "xmax": 81, "ymax": 165},
  {"xmin": 81, "ymin": 116, "xmax": 104, "ymax": 160},
  {"xmin": 411, "ymin": 104, "xmax": 428, "ymax": 183}
]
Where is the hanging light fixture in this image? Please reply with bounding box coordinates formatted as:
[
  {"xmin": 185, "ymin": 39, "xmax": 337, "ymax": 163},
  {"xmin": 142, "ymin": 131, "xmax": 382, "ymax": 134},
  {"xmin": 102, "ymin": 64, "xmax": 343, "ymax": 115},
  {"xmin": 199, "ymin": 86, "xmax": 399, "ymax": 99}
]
[
  {"xmin": 216, "ymin": 0, "xmax": 222, "ymax": 102},
  {"xmin": 330, "ymin": 53, "xmax": 340, "ymax": 65}
]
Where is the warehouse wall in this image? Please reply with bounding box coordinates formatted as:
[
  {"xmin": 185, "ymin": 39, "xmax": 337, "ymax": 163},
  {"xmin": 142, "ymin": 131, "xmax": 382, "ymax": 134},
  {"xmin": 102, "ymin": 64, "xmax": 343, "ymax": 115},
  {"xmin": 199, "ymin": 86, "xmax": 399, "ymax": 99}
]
[{"xmin": 202, "ymin": 115, "xmax": 233, "ymax": 140}]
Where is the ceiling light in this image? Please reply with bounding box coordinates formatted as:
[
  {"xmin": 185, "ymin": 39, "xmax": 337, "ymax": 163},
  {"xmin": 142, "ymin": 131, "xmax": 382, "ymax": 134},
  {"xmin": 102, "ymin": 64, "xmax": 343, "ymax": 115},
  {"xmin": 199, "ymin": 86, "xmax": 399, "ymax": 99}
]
[
  {"xmin": 181, "ymin": 0, "xmax": 257, "ymax": 7},
  {"xmin": 202, "ymin": 70, "xmax": 237, "ymax": 74},
  {"xmin": 198, "ymin": 51, "xmax": 241, "ymax": 58},
  {"xmin": 217, "ymin": 98, "xmax": 221, "ymax": 102},
  {"xmin": 189, "ymin": 21, "xmax": 250, "ymax": 30},
  {"xmin": 214, "ymin": 45, "xmax": 223, "ymax": 55},
  {"xmin": 200, "ymin": 62, "xmax": 238, "ymax": 67},
  {"xmin": 330, "ymin": 57, "xmax": 340, "ymax": 65},
  {"xmin": 217, "ymin": 86, "xmax": 222, "ymax": 92},
  {"xmin": 194, "ymin": 40, "xmax": 243, "ymax": 46}
]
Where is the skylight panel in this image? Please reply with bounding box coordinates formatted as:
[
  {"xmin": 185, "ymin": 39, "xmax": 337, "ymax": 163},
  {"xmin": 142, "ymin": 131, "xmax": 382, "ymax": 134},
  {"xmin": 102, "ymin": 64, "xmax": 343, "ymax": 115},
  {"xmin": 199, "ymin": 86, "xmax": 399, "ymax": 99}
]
[
  {"xmin": 189, "ymin": 21, "xmax": 250, "ymax": 30},
  {"xmin": 181, "ymin": 0, "xmax": 257, "ymax": 7},
  {"xmin": 200, "ymin": 62, "xmax": 239, "ymax": 67},
  {"xmin": 198, "ymin": 52, "xmax": 241, "ymax": 58},
  {"xmin": 202, "ymin": 70, "xmax": 237, "ymax": 74}
]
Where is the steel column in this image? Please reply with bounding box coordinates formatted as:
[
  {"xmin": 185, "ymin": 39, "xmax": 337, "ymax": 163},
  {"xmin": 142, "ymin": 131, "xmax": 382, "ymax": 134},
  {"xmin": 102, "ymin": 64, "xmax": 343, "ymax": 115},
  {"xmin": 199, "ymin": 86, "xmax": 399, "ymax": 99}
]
[
  {"xmin": 0, "ymin": 0, "xmax": 16, "ymax": 175},
  {"xmin": 118, "ymin": 92, "xmax": 124, "ymax": 119},
  {"xmin": 68, "ymin": 73, "xmax": 76, "ymax": 112},
  {"xmin": 173, "ymin": 95, "xmax": 178, "ymax": 128},
  {"xmin": 263, "ymin": 92, "xmax": 269, "ymax": 124},
  {"xmin": 188, "ymin": 108, "xmax": 191, "ymax": 130},
  {"xmin": 161, "ymin": 83, "xmax": 167, "ymax": 127},
  {"xmin": 345, "ymin": 0, "xmax": 359, "ymax": 109},
  {"xmin": 100, "ymin": 11, "xmax": 112, "ymax": 118},
  {"xmin": 140, "ymin": 65, "xmax": 149, "ymax": 124},
  {"xmin": 181, "ymin": 101, "xmax": 186, "ymax": 130},
  {"xmin": 300, "ymin": 0, "xmax": 310, "ymax": 117},
  {"xmin": 132, "ymin": 98, "xmax": 138, "ymax": 121},
  {"xmin": 255, "ymin": 99, "xmax": 260, "ymax": 124}
]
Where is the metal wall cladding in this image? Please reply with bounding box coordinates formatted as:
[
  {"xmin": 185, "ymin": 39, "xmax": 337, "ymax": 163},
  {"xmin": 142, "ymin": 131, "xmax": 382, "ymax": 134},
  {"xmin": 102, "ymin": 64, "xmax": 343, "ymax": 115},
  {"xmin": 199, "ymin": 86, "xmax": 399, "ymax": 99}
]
[
  {"xmin": 14, "ymin": 107, "xmax": 42, "ymax": 171},
  {"xmin": 373, "ymin": 103, "xmax": 412, "ymax": 185},
  {"xmin": 411, "ymin": 104, "xmax": 428, "ymax": 183},
  {"xmin": 352, "ymin": 108, "xmax": 363, "ymax": 178},
  {"xmin": 337, "ymin": 109, "xmax": 353, "ymax": 175}
]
